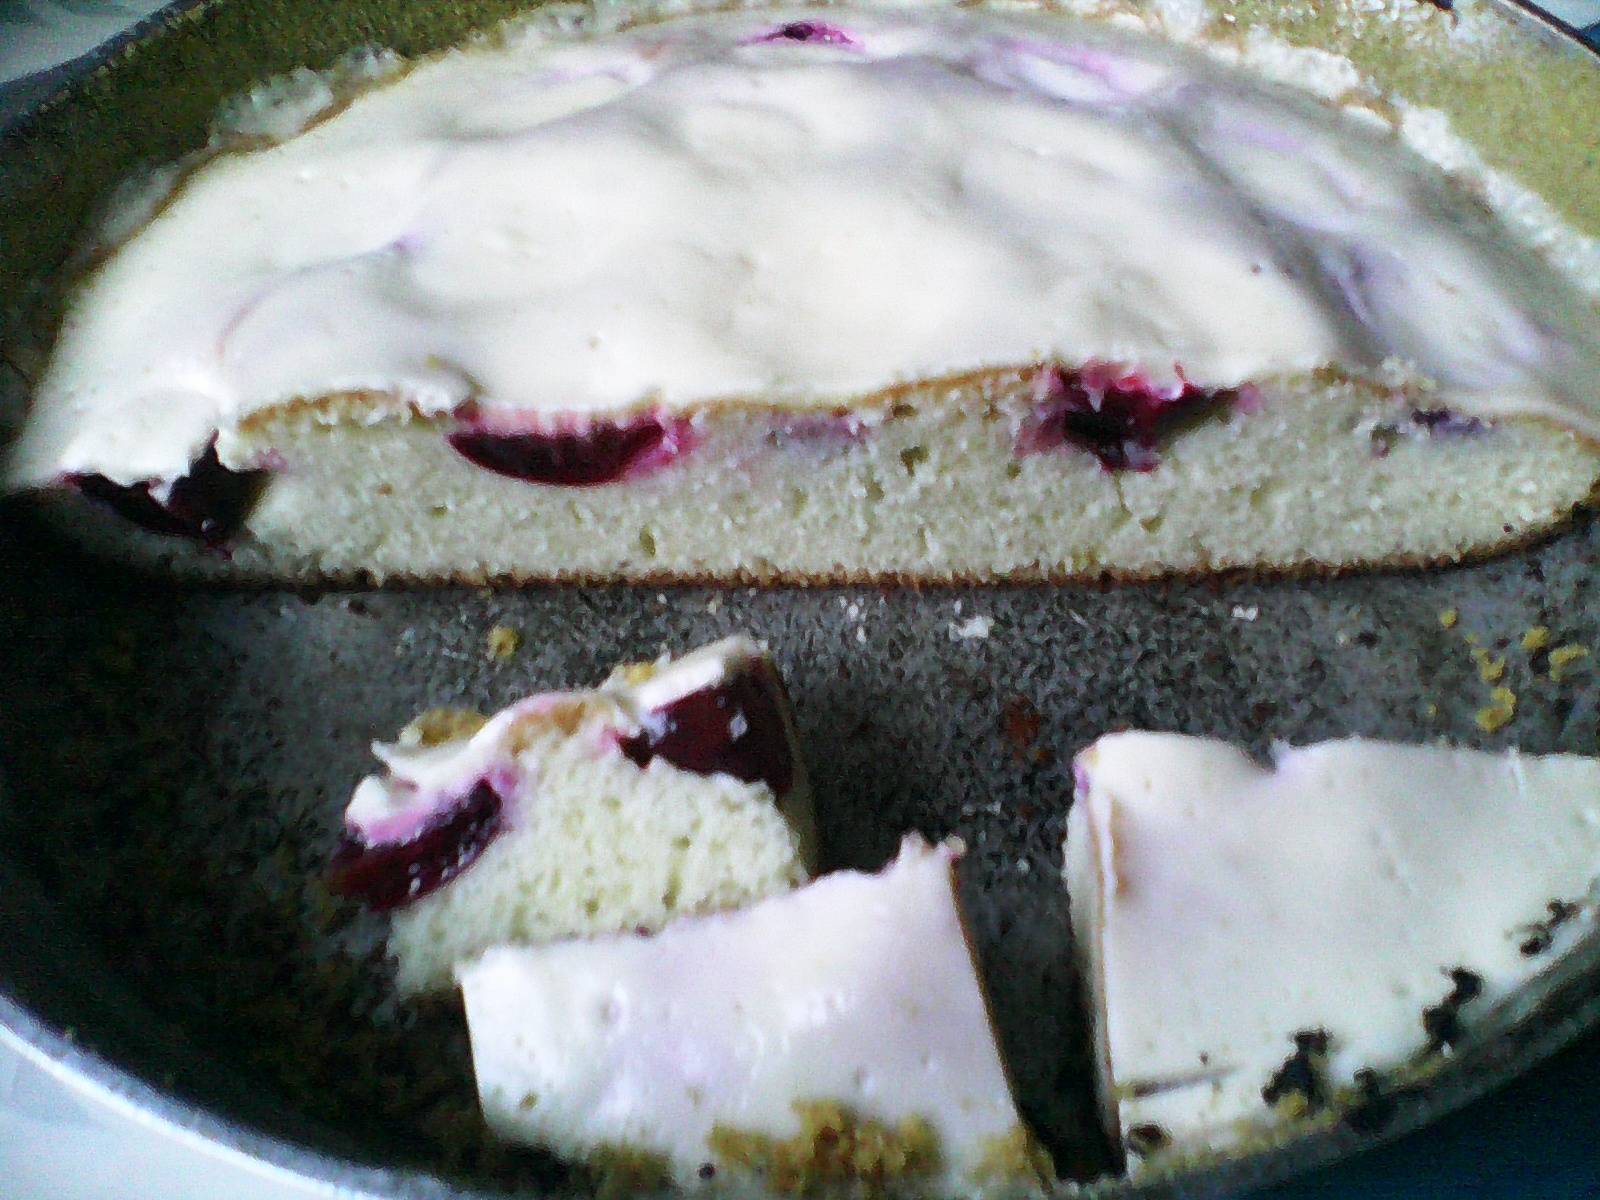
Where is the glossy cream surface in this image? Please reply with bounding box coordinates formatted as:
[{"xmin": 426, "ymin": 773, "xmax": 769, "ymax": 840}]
[{"xmin": 8, "ymin": 2, "xmax": 1600, "ymax": 487}]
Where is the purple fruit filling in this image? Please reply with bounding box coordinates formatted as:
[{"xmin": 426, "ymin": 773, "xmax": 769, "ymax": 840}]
[
  {"xmin": 69, "ymin": 440, "xmax": 264, "ymax": 546},
  {"xmin": 757, "ymin": 20, "xmax": 856, "ymax": 45},
  {"xmin": 620, "ymin": 663, "xmax": 796, "ymax": 794},
  {"xmin": 1019, "ymin": 365, "xmax": 1235, "ymax": 472},
  {"xmin": 1371, "ymin": 407, "xmax": 1487, "ymax": 458},
  {"xmin": 448, "ymin": 413, "xmax": 692, "ymax": 486},
  {"xmin": 328, "ymin": 780, "xmax": 504, "ymax": 912},
  {"xmin": 1410, "ymin": 408, "xmax": 1485, "ymax": 437}
]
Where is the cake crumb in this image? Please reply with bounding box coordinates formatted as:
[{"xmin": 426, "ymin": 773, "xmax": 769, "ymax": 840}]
[
  {"xmin": 709, "ymin": 1101, "xmax": 940, "ymax": 1192},
  {"xmin": 486, "ymin": 625, "xmax": 522, "ymax": 660},
  {"xmin": 1521, "ymin": 626, "xmax": 1551, "ymax": 653},
  {"xmin": 1423, "ymin": 702, "xmax": 1439, "ymax": 720},
  {"xmin": 1470, "ymin": 647, "xmax": 1506, "ymax": 684},
  {"xmin": 402, "ymin": 707, "xmax": 487, "ymax": 746},
  {"xmin": 1548, "ymin": 645, "xmax": 1590, "ymax": 682},
  {"xmin": 1437, "ymin": 608, "xmax": 1459, "ymax": 629},
  {"xmin": 1231, "ymin": 604, "xmax": 1259, "ymax": 621},
  {"xmin": 974, "ymin": 1123, "xmax": 1054, "ymax": 1186},
  {"xmin": 949, "ymin": 614, "xmax": 994, "ymax": 641},
  {"xmin": 1475, "ymin": 687, "xmax": 1516, "ymax": 733}
]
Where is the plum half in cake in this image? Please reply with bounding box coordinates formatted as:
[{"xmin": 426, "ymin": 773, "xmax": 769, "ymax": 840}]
[
  {"xmin": 327, "ymin": 636, "xmax": 815, "ymax": 995},
  {"xmin": 458, "ymin": 836, "xmax": 1052, "ymax": 1193},
  {"xmin": 6, "ymin": 1, "xmax": 1600, "ymax": 582},
  {"xmin": 1064, "ymin": 733, "xmax": 1600, "ymax": 1167}
]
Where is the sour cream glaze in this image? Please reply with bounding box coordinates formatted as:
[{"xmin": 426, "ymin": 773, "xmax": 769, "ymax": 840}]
[{"xmin": 6, "ymin": 3, "xmax": 1600, "ymax": 491}]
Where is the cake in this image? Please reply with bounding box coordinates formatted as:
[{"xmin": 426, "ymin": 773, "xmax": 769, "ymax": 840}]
[
  {"xmin": 5, "ymin": 1, "xmax": 1600, "ymax": 582},
  {"xmin": 457, "ymin": 836, "xmax": 1052, "ymax": 1193},
  {"xmin": 328, "ymin": 635, "xmax": 816, "ymax": 995},
  {"xmin": 1064, "ymin": 732, "xmax": 1600, "ymax": 1167}
]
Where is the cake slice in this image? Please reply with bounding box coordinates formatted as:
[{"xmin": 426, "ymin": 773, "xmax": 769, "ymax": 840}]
[
  {"xmin": 6, "ymin": 3, "xmax": 1600, "ymax": 583},
  {"xmin": 1064, "ymin": 733, "xmax": 1600, "ymax": 1168},
  {"xmin": 457, "ymin": 836, "xmax": 1051, "ymax": 1193},
  {"xmin": 327, "ymin": 636, "xmax": 815, "ymax": 995}
]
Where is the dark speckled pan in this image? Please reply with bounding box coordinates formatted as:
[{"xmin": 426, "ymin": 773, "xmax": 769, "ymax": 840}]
[{"xmin": 1, "ymin": 2, "xmax": 1599, "ymax": 1196}]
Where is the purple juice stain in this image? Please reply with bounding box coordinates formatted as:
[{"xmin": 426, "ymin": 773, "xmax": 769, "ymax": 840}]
[
  {"xmin": 69, "ymin": 440, "xmax": 264, "ymax": 547},
  {"xmin": 619, "ymin": 662, "xmax": 796, "ymax": 794},
  {"xmin": 757, "ymin": 21, "xmax": 856, "ymax": 45},
  {"xmin": 448, "ymin": 413, "xmax": 691, "ymax": 486},
  {"xmin": 1019, "ymin": 366, "xmax": 1235, "ymax": 472},
  {"xmin": 327, "ymin": 780, "xmax": 505, "ymax": 912}
]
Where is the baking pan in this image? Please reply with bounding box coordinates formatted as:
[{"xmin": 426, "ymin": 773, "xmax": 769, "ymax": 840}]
[{"xmin": 1, "ymin": 1, "xmax": 1599, "ymax": 1196}]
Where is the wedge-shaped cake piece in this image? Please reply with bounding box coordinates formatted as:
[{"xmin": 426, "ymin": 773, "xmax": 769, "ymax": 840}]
[
  {"xmin": 1065, "ymin": 733, "xmax": 1600, "ymax": 1167},
  {"xmin": 328, "ymin": 636, "xmax": 815, "ymax": 994},
  {"xmin": 7, "ymin": 3, "xmax": 1600, "ymax": 582},
  {"xmin": 458, "ymin": 837, "xmax": 1049, "ymax": 1193}
]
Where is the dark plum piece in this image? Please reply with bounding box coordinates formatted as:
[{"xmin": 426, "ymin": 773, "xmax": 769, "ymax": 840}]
[
  {"xmin": 69, "ymin": 440, "xmax": 264, "ymax": 546},
  {"xmin": 1410, "ymin": 408, "xmax": 1485, "ymax": 437},
  {"xmin": 1019, "ymin": 366, "xmax": 1235, "ymax": 472},
  {"xmin": 1371, "ymin": 407, "xmax": 1487, "ymax": 457},
  {"xmin": 327, "ymin": 781, "xmax": 504, "ymax": 912},
  {"xmin": 758, "ymin": 21, "xmax": 856, "ymax": 45},
  {"xmin": 620, "ymin": 662, "xmax": 796, "ymax": 794},
  {"xmin": 448, "ymin": 413, "xmax": 692, "ymax": 486}
]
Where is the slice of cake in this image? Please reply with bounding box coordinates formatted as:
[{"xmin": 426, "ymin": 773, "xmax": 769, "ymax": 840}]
[
  {"xmin": 328, "ymin": 636, "xmax": 815, "ymax": 995},
  {"xmin": 1064, "ymin": 733, "xmax": 1600, "ymax": 1167},
  {"xmin": 457, "ymin": 836, "xmax": 1051, "ymax": 1193},
  {"xmin": 6, "ymin": 2, "xmax": 1600, "ymax": 582}
]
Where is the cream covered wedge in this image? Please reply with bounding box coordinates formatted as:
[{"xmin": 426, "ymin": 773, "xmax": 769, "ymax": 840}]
[
  {"xmin": 7, "ymin": 2, "xmax": 1600, "ymax": 582},
  {"xmin": 1065, "ymin": 733, "xmax": 1600, "ymax": 1168},
  {"xmin": 457, "ymin": 837, "xmax": 1051, "ymax": 1193}
]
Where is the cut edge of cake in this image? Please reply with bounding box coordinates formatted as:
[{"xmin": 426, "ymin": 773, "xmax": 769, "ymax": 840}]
[
  {"xmin": 327, "ymin": 635, "xmax": 817, "ymax": 995},
  {"xmin": 19, "ymin": 364, "xmax": 1599, "ymax": 586}
]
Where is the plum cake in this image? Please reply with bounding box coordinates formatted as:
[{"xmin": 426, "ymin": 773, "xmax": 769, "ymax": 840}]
[{"xmin": 6, "ymin": 1, "xmax": 1600, "ymax": 582}]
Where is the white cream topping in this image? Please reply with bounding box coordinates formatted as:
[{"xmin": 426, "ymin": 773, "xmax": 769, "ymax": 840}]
[
  {"xmin": 7, "ymin": 2, "xmax": 1600, "ymax": 487},
  {"xmin": 457, "ymin": 836, "xmax": 1028, "ymax": 1188},
  {"xmin": 1064, "ymin": 733, "xmax": 1600, "ymax": 1160},
  {"xmin": 345, "ymin": 634, "xmax": 769, "ymax": 843}
]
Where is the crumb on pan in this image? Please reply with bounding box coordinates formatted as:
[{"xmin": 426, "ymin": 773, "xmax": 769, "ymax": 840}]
[
  {"xmin": 1475, "ymin": 686, "xmax": 1517, "ymax": 732},
  {"xmin": 1470, "ymin": 646, "xmax": 1507, "ymax": 684},
  {"xmin": 1437, "ymin": 608, "xmax": 1459, "ymax": 629},
  {"xmin": 1521, "ymin": 625, "xmax": 1551, "ymax": 652},
  {"xmin": 1548, "ymin": 644, "xmax": 1590, "ymax": 682},
  {"xmin": 707, "ymin": 1101, "xmax": 941, "ymax": 1193},
  {"xmin": 486, "ymin": 625, "xmax": 522, "ymax": 660}
]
